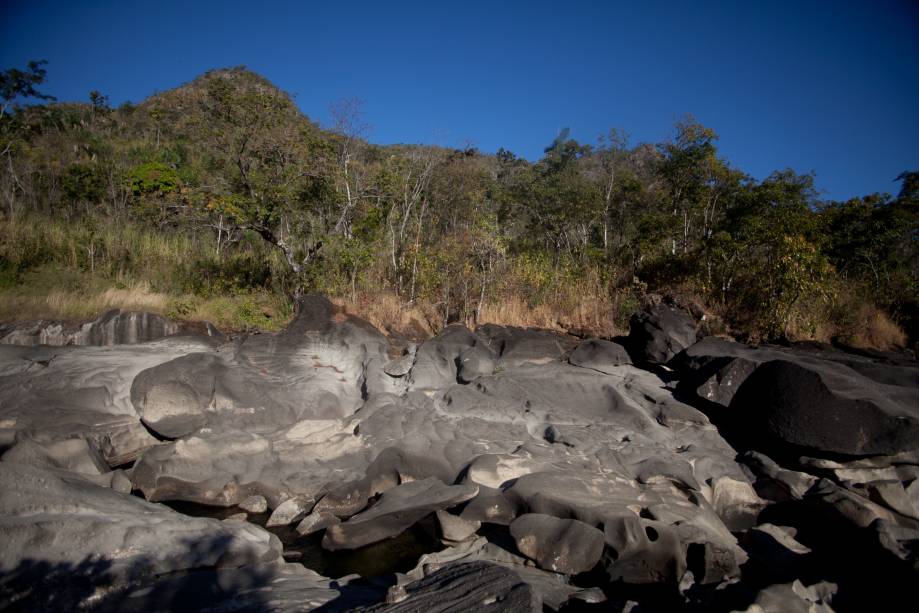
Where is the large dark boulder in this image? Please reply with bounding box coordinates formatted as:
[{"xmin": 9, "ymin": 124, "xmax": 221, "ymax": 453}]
[
  {"xmin": 732, "ymin": 359, "xmax": 919, "ymax": 457},
  {"xmin": 628, "ymin": 304, "xmax": 697, "ymax": 365},
  {"xmin": 674, "ymin": 337, "xmax": 919, "ymax": 458}
]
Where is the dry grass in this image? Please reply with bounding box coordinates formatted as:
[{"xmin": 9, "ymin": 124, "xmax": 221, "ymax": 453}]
[
  {"xmin": 850, "ymin": 305, "xmax": 907, "ymax": 351},
  {"xmin": 2, "ymin": 278, "xmax": 907, "ymax": 352},
  {"xmin": 0, "ymin": 282, "xmax": 167, "ymax": 322},
  {"xmin": 784, "ymin": 296, "xmax": 908, "ymax": 351},
  {"xmin": 332, "ymin": 289, "xmax": 621, "ymax": 339},
  {"xmin": 331, "ymin": 292, "xmax": 437, "ymax": 336},
  {"xmin": 477, "ymin": 294, "xmax": 619, "ymax": 337},
  {"xmin": 0, "ymin": 280, "xmax": 292, "ymax": 333}
]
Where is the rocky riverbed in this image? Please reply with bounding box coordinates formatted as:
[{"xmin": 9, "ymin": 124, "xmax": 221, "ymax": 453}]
[{"xmin": 0, "ymin": 296, "xmax": 917, "ymax": 612}]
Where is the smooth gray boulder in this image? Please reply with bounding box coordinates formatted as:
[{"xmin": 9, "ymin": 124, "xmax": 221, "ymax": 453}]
[
  {"xmin": 296, "ymin": 511, "xmax": 341, "ymax": 537},
  {"xmin": 568, "ymin": 338, "xmax": 632, "ymax": 373},
  {"xmin": 628, "ymin": 304, "xmax": 697, "ymax": 365},
  {"xmin": 1, "ymin": 437, "xmax": 109, "ymax": 475},
  {"xmin": 0, "ymin": 461, "xmax": 304, "ymax": 610},
  {"xmin": 459, "ymin": 486, "xmax": 518, "ymax": 526},
  {"xmin": 456, "ymin": 344, "xmax": 497, "ymax": 382},
  {"xmin": 477, "ymin": 325, "xmax": 573, "ymax": 367},
  {"xmin": 732, "ymin": 359, "xmax": 919, "ymax": 457},
  {"xmin": 322, "ymin": 478, "xmax": 478, "ymax": 550},
  {"xmin": 0, "ymin": 339, "xmax": 212, "ymax": 465},
  {"xmin": 238, "ymin": 494, "xmax": 268, "ymax": 514},
  {"xmin": 266, "ymin": 495, "xmax": 314, "ymax": 527},
  {"xmin": 407, "ymin": 324, "xmax": 479, "ymax": 390},
  {"xmin": 510, "ymin": 513, "xmax": 605, "ymax": 574},
  {"xmin": 436, "ymin": 510, "xmax": 481, "ymax": 542},
  {"xmin": 130, "ymin": 298, "xmax": 390, "ymax": 441},
  {"xmin": 131, "ymin": 352, "xmax": 219, "ymax": 438}
]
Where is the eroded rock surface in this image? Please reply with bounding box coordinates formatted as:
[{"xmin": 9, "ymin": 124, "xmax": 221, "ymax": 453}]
[
  {"xmin": 0, "ymin": 310, "xmax": 182, "ymax": 347},
  {"xmin": 3, "ymin": 296, "xmax": 917, "ymax": 611}
]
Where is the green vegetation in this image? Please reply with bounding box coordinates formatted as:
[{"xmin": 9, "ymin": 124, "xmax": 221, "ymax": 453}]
[{"xmin": 1, "ymin": 63, "xmax": 916, "ymax": 346}]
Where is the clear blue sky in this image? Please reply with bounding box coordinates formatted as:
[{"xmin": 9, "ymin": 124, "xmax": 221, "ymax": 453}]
[{"xmin": 1, "ymin": 0, "xmax": 917, "ymax": 201}]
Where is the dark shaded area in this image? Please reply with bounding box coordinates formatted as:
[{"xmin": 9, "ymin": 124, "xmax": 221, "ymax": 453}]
[
  {"xmin": 0, "ymin": 534, "xmax": 276, "ymax": 613},
  {"xmin": 754, "ymin": 499, "xmax": 916, "ymax": 612},
  {"xmin": 162, "ymin": 499, "xmax": 442, "ymax": 580},
  {"xmin": 283, "ymin": 525, "xmax": 441, "ymax": 580}
]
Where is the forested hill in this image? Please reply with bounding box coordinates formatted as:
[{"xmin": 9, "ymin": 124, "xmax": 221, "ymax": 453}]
[{"xmin": 1, "ymin": 64, "xmax": 917, "ymax": 348}]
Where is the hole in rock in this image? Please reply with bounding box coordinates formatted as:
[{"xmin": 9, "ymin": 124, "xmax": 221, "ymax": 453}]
[
  {"xmin": 639, "ymin": 508, "xmax": 654, "ymax": 520},
  {"xmin": 644, "ymin": 526, "xmax": 659, "ymax": 542},
  {"xmin": 686, "ymin": 543, "xmax": 706, "ymax": 582},
  {"xmin": 112, "ymin": 459, "xmax": 136, "ymax": 471}
]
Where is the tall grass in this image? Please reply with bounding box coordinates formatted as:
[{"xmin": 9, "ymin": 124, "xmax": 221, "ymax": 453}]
[{"xmin": 0, "ymin": 214, "xmax": 908, "ymax": 349}]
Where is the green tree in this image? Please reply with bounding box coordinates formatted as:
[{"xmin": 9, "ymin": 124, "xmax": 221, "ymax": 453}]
[
  {"xmin": 194, "ymin": 69, "xmax": 331, "ymax": 297},
  {"xmin": 0, "ymin": 60, "xmax": 55, "ymax": 117}
]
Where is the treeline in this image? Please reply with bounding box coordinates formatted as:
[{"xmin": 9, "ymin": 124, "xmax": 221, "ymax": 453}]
[{"xmin": 1, "ymin": 64, "xmax": 917, "ymax": 346}]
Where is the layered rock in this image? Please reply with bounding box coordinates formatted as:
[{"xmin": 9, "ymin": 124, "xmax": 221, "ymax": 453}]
[{"xmin": 0, "ymin": 310, "xmax": 182, "ymax": 347}]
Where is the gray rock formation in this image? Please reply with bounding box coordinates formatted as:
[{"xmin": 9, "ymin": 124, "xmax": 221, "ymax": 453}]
[
  {"xmin": 239, "ymin": 494, "xmax": 268, "ymax": 514},
  {"xmin": 267, "ymin": 495, "xmax": 315, "ymax": 527},
  {"xmin": 0, "ymin": 310, "xmax": 181, "ymax": 347},
  {"xmin": 1, "ymin": 437, "xmax": 109, "ymax": 475},
  {"xmin": 628, "ymin": 303, "xmax": 697, "ymax": 364},
  {"xmin": 568, "ymin": 337, "xmax": 632, "ymax": 373},
  {"xmin": 3, "ymin": 294, "xmax": 917, "ymax": 610},
  {"xmin": 366, "ymin": 561, "xmax": 541, "ymax": 612},
  {"xmin": 0, "ymin": 337, "xmax": 215, "ymax": 465},
  {"xmin": 510, "ymin": 513, "xmax": 605, "ymax": 574},
  {"xmin": 436, "ymin": 509, "xmax": 480, "ymax": 542},
  {"xmin": 322, "ymin": 478, "xmax": 478, "ymax": 550},
  {"xmin": 296, "ymin": 511, "xmax": 340, "ymax": 537},
  {"xmin": 673, "ymin": 337, "xmax": 919, "ymax": 457}
]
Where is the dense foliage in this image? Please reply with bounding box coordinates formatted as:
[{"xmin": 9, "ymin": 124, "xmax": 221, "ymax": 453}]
[{"xmin": 1, "ymin": 64, "xmax": 916, "ymax": 345}]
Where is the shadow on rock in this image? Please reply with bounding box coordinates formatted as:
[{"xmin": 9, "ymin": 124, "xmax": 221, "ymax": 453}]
[{"xmin": 0, "ymin": 534, "xmax": 279, "ymax": 613}]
